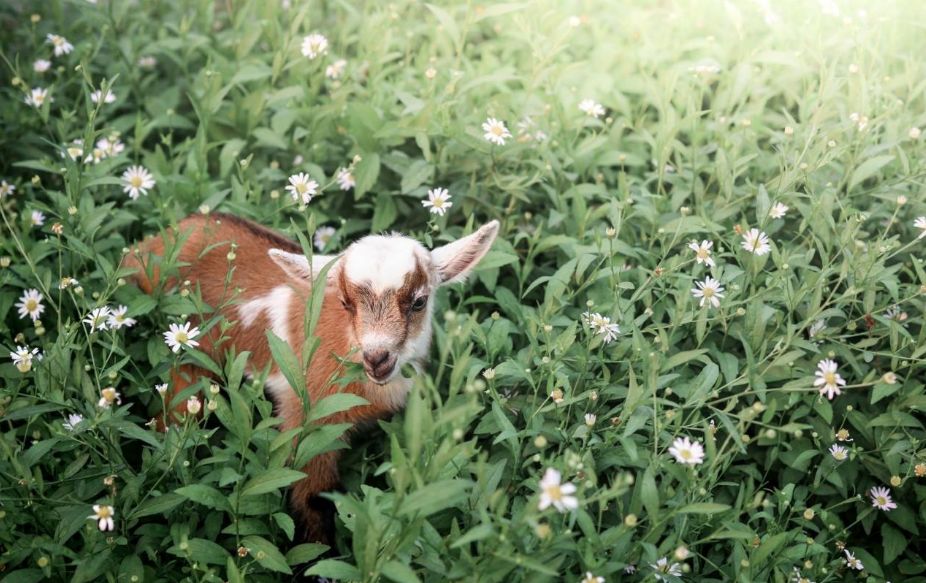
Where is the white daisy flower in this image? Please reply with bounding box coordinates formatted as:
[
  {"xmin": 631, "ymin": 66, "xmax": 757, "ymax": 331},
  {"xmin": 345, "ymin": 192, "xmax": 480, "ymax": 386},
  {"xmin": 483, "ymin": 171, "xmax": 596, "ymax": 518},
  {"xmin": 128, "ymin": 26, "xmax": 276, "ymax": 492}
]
[
  {"xmin": 121, "ymin": 166, "xmax": 156, "ymax": 200},
  {"xmin": 669, "ymin": 436, "xmax": 705, "ymax": 465},
  {"xmin": 869, "ymin": 486, "xmax": 897, "ymax": 511},
  {"xmin": 65, "ymin": 140, "xmax": 84, "ymax": 161},
  {"xmin": 624, "ymin": 565, "xmax": 636, "ymax": 574},
  {"xmin": 538, "ymin": 468, "xmax": 578, "ymax": 512},
  {"xmin": 314, "ymin": 226, "xmax": 336, "ymax": 252},
  {"xmin": 98, "ymin": 387, "xmax": 121, "ymax": 408},
  {"xmin": 844, "ymin": 550, "xmax": 863, "ymax": 571},
  {"xmin": 769, "ymin": 202, "xmax": 789, "ymax": 219},
  {"xmin": 63, "ymin": 413, "xmax": 84, "ymax": 431},
  {"xmin": 336, "ymin": 168, "xmax": 355, "ymax": 190},
  {"xmin": 580, "ymin": 573, "xmax": 604, "ymax": 583},
  {"xmin": 16, "ymin": 289, "xmax": 45, "ymax": 321},
  {"xmin": 33, "ymin": 59, "xmax": 52, "ymax": 73},
  {"xmin": 828, "ymin": 444, "xmax": 848, "ymax": 461},
  {"xmin": 187, "ymin": 396, "xmax": 202, "ymax": 415},
  {"xmin": 25, "ymin": 87, "xmax": 51, "ymax": 108},
  {"xmin": 84, "ymin": 306, "xmax": 112, "ymax": 332},
  {"xmin": 741, "ymin": 228, "xmax": 771, "ymax": 255},
  {"xmin": 584, "ymin": 413, "xmax": 596, "ymax": 427},
  {"xmin": 59, "ymin": 276, "xmax": 79, "ymax": 290},
  {"xmin": 286, "ymin": 172, "xmax": 318, "ymax": 204},
  {"xmin": 421, "ymin": 187, "xmax": 453, "ymax": 216},
  {"xmin": 914, "ymin": 216, "xmax": 926, "ymax": 239},
  {"xmin": 46, "ymin": 34, "xmax": 74, "ymax": 57},
  {"xmin": 31, "ymin": 210, "xmax": 45, "ymax": 227},
  {"xmin": 691, "ymin": 276, "xmax": 725, "ymax": 308},
  {"xmin": 90, "ymin": 89, "xmax": 117, "ymax": 105},
  {"xmin": 910, "ymin": 127, "xmax": 922, "ymax": 140},
  {"xmin": 10, "ymin": 345, "xmax": 41, "ymax": 373},
  {"xmin": 814, "ymin": 359, "xmax": 846, "ymax": 400},
  {"xmin": 688, "ymin": 240, "xmax": 715, "ymax": 267},
  {"xmin": 578, "ymin": 98, "xmax": 605, "ymax": 119},
  {"xmin": 89, "ymin": 504, "xmax": 115, "ymax": 531},
  {"xmin": 138, "ymin": 56, "xmax": 157, "ymax": 69},
  {"xmin": 482, "ymin": 117, "xmax": 511, "ymax": 146},
  {"xmin": 164, "ymin": 321, "xmax": 201, "ymax": 353},
  {"xmin": 651, "ymin": 557, "xmax": 683, "ymax": 582},
  {"xmin": 108, "ymin": 305, "xmax": 136, "ymax": 329},
  {"xmin": 301, "ymin": 33, "xmax": 329, "ymax": 59},
  {"xmin": 0, "ymin": 180, "xmax": 15, "ymax": 197},
  {"xmin": 326, "ymin": 59, "xmax": 347, "ymax": 79},
  {"xmin": 155, "ymin": 383, "xmax": 168, "ymax": 396},
  {"xmin": 581, "ymin": 311, "xmax": 620, "ymax": 343}
]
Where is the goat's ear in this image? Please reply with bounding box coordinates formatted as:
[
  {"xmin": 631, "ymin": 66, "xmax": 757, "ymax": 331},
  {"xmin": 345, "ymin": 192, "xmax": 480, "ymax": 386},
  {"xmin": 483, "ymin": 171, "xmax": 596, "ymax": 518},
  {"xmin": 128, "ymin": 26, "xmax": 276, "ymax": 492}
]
[
  {"xmin": 431, "ymin": 220, "xmax": 500, "ymax": 284},
  {"xmin": 268, "ymin": 249, "xmax": 339, "ymax": 282}
]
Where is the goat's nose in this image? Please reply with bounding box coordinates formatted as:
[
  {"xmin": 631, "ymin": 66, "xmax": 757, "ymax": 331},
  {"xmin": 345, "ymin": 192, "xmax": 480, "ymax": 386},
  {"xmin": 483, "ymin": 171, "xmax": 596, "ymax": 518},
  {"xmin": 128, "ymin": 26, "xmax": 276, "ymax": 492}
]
[{"xmin": 363, "ymin": 348, "xmax": 391, "ymax": 368}]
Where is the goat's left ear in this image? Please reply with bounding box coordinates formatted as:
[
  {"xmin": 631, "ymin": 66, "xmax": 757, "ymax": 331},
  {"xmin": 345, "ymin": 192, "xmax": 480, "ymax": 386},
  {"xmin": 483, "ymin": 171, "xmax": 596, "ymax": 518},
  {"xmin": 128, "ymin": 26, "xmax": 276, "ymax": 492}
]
[
  {"xmin": 431, "ymin": 220, "xmax": 500, "ymax": 284},
  {"xmin": 269, "ymin": 249, "xmax": 339, "ymax": 282}
]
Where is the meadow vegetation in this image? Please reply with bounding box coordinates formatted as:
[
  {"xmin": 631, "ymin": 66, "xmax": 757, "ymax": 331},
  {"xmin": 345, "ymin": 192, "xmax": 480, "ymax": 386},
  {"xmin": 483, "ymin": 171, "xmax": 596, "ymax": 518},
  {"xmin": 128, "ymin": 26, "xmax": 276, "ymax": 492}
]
[{"xmin": 2, "ymin": 0, "xmax": 926, "ymax": 581}]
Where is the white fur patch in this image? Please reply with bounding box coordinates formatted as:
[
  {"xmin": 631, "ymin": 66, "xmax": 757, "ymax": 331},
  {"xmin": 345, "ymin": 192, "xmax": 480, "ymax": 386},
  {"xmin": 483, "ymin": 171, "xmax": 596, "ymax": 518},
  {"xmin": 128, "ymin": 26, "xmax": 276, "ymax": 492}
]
[
  {"xmin": 237, "ymin": 285, "xmax": 293, "ymax": 343},
  {"xmin": 265, "ymin": 372, "xmax": 293, "ymax": 400},
  {"xmin": 343, "ymin": 235, "xmax": 430, "ymax": 292},
  {"xmin": 365, "ymin": 377, "xmax": 412, "ymax": 412}
]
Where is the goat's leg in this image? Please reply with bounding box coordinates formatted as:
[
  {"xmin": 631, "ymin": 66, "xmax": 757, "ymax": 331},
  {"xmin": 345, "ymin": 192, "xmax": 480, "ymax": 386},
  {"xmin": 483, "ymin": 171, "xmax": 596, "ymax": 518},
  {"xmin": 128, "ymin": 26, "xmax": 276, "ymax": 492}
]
[{"xmin": 291, "ymin": 450, "xmax": 341, "ymax": 545}]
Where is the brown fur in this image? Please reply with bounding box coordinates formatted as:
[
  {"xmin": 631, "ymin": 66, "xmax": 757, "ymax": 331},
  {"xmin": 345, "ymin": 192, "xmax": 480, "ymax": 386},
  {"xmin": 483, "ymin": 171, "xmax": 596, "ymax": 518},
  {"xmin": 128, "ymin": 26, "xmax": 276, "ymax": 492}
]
[{"xmin": 123, "ymin": 213, "xmax": 407, "ymax": 542}]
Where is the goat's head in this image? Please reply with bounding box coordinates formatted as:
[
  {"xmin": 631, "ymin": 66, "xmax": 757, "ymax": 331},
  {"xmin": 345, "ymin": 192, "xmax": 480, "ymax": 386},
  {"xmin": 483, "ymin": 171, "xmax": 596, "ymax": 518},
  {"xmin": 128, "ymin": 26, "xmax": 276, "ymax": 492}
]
[{"xmin": 268, "ymin": 220, "xmax": 499, "ymax": 384}]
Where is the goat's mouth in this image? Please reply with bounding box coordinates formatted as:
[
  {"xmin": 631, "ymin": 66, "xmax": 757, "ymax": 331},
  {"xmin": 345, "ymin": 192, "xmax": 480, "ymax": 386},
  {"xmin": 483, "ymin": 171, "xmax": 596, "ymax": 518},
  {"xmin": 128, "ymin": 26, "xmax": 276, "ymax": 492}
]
[{"xmin": 364, "ymin": 356, "xmax": 398, "ymax": 385}]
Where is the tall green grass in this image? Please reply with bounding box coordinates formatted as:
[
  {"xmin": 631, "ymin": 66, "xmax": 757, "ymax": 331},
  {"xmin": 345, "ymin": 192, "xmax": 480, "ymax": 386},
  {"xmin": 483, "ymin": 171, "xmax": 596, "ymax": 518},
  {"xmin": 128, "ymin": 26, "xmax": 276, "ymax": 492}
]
[{"xmin": 2, "ymin": 0, "xmax": 926, "ymax": 581}]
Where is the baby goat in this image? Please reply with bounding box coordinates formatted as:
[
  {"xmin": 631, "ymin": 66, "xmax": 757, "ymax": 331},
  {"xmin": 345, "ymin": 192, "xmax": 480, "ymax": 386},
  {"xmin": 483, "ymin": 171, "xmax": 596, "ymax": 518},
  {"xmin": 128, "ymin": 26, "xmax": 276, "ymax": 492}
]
[{"xmin": 124, "ymin": 213, "xmax": 499, "ymax": 541}]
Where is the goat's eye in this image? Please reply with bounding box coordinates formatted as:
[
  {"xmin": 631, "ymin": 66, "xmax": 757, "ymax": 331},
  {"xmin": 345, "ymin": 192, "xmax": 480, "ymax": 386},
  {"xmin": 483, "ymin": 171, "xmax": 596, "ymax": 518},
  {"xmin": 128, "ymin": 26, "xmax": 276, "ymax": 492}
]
[
  {"xmin": 411, "ymin": 296, "xmax": 428, "ymax": 312},
  {"xmin": 340, "ymin": 297, "xmax": 354, "ymax": 312}
]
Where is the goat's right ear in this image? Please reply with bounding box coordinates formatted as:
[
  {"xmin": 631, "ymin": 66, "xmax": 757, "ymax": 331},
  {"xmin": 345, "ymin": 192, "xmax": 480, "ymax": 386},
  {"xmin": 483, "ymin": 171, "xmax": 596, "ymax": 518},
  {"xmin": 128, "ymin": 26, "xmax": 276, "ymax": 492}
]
[{"xmin": 268, "ymin": 249, "xmax": 339, "ymax": 282}]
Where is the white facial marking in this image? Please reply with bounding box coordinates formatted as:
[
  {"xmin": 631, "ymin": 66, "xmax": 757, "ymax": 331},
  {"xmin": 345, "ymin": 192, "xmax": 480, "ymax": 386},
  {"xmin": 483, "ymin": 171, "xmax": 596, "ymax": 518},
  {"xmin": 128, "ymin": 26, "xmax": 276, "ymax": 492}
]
[
  {"xmin": 237, "ymin": 285, "xmax": 293, "ymax": 343},
  {"xmin": 360, "ymin": 331, "xmax": 394, "ymax": 351},
  {"xmin": 343, "ymin": 235, "xmax": 430, "ymax": 292}
]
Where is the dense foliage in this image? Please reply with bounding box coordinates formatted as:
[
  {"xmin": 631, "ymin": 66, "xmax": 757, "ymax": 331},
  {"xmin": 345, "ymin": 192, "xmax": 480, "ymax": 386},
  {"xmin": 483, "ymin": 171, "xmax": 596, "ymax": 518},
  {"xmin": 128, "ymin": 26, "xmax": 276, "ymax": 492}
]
[{"xmin": 2, "ymin": 0, "xmax": 926, "ymax": 581}]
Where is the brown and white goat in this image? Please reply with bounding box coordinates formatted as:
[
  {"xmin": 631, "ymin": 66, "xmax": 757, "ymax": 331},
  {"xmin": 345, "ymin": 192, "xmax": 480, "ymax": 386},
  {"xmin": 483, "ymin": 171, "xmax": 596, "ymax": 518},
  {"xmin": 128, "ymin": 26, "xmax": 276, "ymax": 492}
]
[{"xmin": 124, "ymin": 213, "xmax": 499, "ymax": 540}]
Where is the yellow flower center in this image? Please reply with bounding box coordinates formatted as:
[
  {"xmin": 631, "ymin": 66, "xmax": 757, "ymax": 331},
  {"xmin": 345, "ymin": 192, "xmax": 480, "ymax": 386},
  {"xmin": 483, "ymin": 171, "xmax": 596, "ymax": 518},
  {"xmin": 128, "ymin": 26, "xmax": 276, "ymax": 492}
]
[
  {"xmin": 130, "ymin": 176, "xmax": 143, "ymax": 188},
  {"xmin": 97, "ymin": 507, "xmax": 112, "ymax": 518},
  {"xmin": 702, "ymin": 288, "xmax": 714, "ymax": 298},
  {"xmin": 175, "ymin": 331, "xmax": 188, "ymax": 344},
  {"xmin": 680, "ymin": 449, "xmax": 693, "ymax": 460},
  {"xmin": 824, "ymin": 372, "xmax": 837, "ymax": 385},
  {"xmin": 25, "ymin": 299, "xmax": 38, "ymax": 311},
  {"xmin": 545, "ymin": 484, "xmax": 562, "ymax": 501},
  {"xmin": 491, "ymin": 126, "xmax": 504, "ymax": 136},
  {"xmin": 697, "ymin": 249, "xmax": 709, "ymax": 259},
  {"xmin": 52, "ymin": 37, "xmax": 63, "ymax": 46}
]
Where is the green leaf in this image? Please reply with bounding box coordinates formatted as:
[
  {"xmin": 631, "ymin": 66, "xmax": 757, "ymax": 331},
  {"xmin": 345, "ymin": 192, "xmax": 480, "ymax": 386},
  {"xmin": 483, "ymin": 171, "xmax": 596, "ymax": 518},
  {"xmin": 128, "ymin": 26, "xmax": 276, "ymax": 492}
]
[
  {"xmin": 677, "ymin": 503, "xmax": 730, "ymax": 514},
  {"xmin": 307, "ymin": 392, "xmax": 369, "ymax": 423},
  {"xmin": 305, "ymin": 559, "xmax": 361, "ymax": 580},
  {"xmin": 266, "ymin": 329, "xmax": 305, "ymax": 407},
  {"xmin": 286, "ymin": 543, "xmax": 329, "ymax": 565},
  {"xmin": 640, "ymin": 467, "xmax": 659, "ymax": 521},
  {"xmin": 175, "ymin": 484, "xmax": 230, "ymax": 511},
  {"xmin": 849, "ymin": 155, "xmax": 894, "ymax": 191},
  {"xmin": 399, "ymin": 479, "xmax": 472, "ymax": 517},
  {"xmin": 382, "ymin": 560, "xmax": 421, "ymax": 583},
  {"xmin": 883, "ymin": 523, "xmax": 907, "ymax": 564},
  {"xmin": 241, "ymin": 469, "xmax": 307, "ymax": 497},
  {"xmin": 131, "ymin": 492, "xmax": 185, "ymax": 518},
  {"xmin": 241, "ymin": 535, "xmax": 292, "ymax": 574}
]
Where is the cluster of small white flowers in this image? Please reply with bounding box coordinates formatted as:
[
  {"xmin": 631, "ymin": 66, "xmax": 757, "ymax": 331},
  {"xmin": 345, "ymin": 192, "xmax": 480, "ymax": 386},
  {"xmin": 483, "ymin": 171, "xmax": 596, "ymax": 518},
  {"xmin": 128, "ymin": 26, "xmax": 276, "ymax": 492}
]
[
  {"xmin": 84, "ymin": 135, "xmax": 125, "ymax": 164},
  {"xmin": 82, "ymin": 305, "xmax": 137, "ymax": 332}
]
